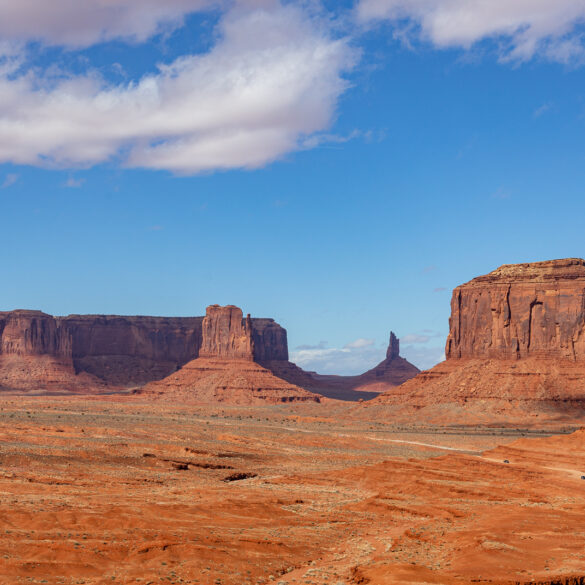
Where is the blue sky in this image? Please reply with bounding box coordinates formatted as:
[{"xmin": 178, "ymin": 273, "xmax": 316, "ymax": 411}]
[{"xmin": 1, "ymin": 0, "xmax": 585, "ymax": 374}]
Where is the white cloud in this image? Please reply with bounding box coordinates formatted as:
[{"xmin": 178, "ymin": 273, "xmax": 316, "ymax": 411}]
[
  {"xmin": 0, "ymin": 2, "xmax": 356, "ymax": 174},
  {"xmin": 356, "ymin": 0, "xmax": 585, "ymax": 63},
  {"xmin": 0, "ymin": 0, "xmax": 215, "ymax": 48}
]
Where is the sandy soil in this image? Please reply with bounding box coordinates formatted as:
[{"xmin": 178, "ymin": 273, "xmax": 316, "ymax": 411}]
[{"xmin": 0, "ymin": 397, "xmax": 584, "ymax": 585}]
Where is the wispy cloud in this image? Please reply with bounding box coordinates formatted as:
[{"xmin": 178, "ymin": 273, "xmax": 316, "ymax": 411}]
[
  {"xmin": 357, "ymin": 0, "xmax": 585, "ymax": 64},
  {"xmin": 64, "ymin": 177, "xmax": 85, "ymax": 188},
  {"xmin": 533, "ymin": 102, "xmax": 553, "ymax": 118},
  {"xmin": 344, "ymin": 338, "xmax": 375, "ymax": 349},
  {"xmin": 1, "ymin": 173, "xmax": 19, "ymax": 188},
  {"xmin": 295, "ymin": 341, "xmax": 328, "ymax": 351}
]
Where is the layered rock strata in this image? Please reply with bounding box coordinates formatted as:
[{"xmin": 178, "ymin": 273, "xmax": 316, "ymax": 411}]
[
  {"xmin": 370, "ymin": 259, "xmax": 585, "ymax": 422},
  {"xmin": 0, "ymin": 311, "xmax": 103, "ymax": 393},
  {"xmin": 447, "ymin": 258, "xmax": 585, "ymax": 361},
  {"xmin": 0, "ymin": 308, "xmax": 290, "ymax": 391}
]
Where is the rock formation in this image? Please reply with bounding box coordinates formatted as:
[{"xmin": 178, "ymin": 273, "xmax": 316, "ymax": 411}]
[
  {"xmin": 0, "ymin": 308, "xmax": 292, "ymax": 392},
  {"xmin": 369, "ymin": 259, "xmax": 585, "ymax": 423},
  {"xmin": 0, "ymin": 304, "xmax": 417, "ymax": 402},
  {"xmin": 199, "ymin": 305, "xmax": 254, "ymax": 360},
  {"xmin": 0, "ymin": 310, "xmax": 103, "ymax": 393},
  {"xmin": 140, "ymin": 305, "xmax": 320, "ymax": 404},
  {"xmin": 266, "ymin": 332, "xmax": 420, "ymax": 401},
  {"xmin": 64, "ymin": 314, "xmax": 204, "ymax": 386},
  {"xmin": 446, "ymin": 258, "xmax": 585, "ymax": 360}
]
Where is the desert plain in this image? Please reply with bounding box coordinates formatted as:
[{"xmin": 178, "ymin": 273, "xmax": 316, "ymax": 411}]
[{"xmin": 1, "ymin": 395, "xmax": 584, "ymax": 585}]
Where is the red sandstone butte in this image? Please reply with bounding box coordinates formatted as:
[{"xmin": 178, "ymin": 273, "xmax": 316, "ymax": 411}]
[
  {"xmin": 368, "ymin": 259, "xmax": 585, "ymax": 423},
  {"xmin": 140, "ymin": 305, "xmax": 320, "ymax": 404}
]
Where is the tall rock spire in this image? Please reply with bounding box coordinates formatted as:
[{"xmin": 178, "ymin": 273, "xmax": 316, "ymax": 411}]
[{"xmin": 386, "ymin": 331, "xmax": 400, "ymax": 360}]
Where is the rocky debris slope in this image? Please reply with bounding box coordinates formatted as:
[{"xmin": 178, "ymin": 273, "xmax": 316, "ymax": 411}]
[
  {"xmin": 266, "ymin": 332, "xmax": 420, "ymax": 401},
  {"xmin": 139, "ymin": 305, "xmax": 320, "ymax": 404},
  {"xmin": 368, "ymin": 259, "xmax": 585, "ymax": 423}
]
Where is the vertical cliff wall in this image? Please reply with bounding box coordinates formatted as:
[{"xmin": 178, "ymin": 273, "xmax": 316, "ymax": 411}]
[
  {"xmin": 199, "ymin": 305, "xmax": 254, "ymax": 359},
  {"xmin": 62, "ymin": 315, "xmax": 204, "ymax": 386},
  {"xmin": 446, "ymin": 258, "xmax": 585, "ymax": 361},
  {"xmin": 0, "ymin": 310, "xmax": 72, "ymax": 358},
  {"xmin": 0, "ymin": 307, "xmax": 291, "ymax": 389}
]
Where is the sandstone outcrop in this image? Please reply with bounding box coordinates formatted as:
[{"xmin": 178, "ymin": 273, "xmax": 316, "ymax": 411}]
[
  {"xmin": 199, "ymin": 305, "xmax": 254, "ymax": 360},
  {"xmin": 0, "ymin": 311, "xmax": 103, "ymax": 393},
  {"xmin": 370, "ymin": 259, "xmax": 585, "ymax": 423},
  {"xmin": 446, "ymin": 258, "xmax": 585, "ymax": 361},
  {"xmin": 140, "ymin": 305, "xmax": 320, "ymax": 404},
  {"xmin": 0, "ymin": 308, "xmax": 292, "ymax": 391},
  {"xmin": 0, "ymin": 304, "xmax": 416, "ymax": 402},
  {"xmin": 64, "ymin": 314, "xmax": 204, "ymax": 386}
]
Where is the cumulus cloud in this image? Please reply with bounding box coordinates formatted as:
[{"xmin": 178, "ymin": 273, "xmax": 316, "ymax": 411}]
[
  {"xmin": 0, "ymin": 0, "xmax": 215, "ymax": 48},
  {"xmin": 0, "ymin": 2, "xmax": 356, "ymax": 174},
  {"xmin": 356, "ymin": 0, "xmax": 585, "ymax": 63}
]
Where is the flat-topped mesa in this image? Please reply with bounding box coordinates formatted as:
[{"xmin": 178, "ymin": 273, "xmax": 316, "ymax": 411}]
[
  {"xmin": 446, "ymin": 258, "xmax": 585, "ymax": 361},
  {"xmin": 0, "ymin": 310, "xmax": 71, "ymax": 358},
  {"xmin": 199, "ymin": 305, "xmax": 255, "ymax": 360}
]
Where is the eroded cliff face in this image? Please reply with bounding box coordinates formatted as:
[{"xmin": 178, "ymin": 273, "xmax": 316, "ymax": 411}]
[
  {"xmin": 0, "ymin": 307, "xmax": 291, "ymax": 390},
  {"xmin": 63, "ymin": 315, "xmax": 204, "ymax": 386},
  {"xmin": 369, "ymin": 259, "xmax": 585, "ymax": 423},
  {"xmin": 0, "ymin": 310, "xmax": 71, "ymax": 358},
  {"xmin": 0, "ymin": 311, "xmax": 99, "ymax": 393},
  {"xmin": 446, "ymin": 258, "xmax": 585, "ymax": 361},
  {"xmin": 199, "ymin": 305, "xmax": 254, "ymax": 360}
]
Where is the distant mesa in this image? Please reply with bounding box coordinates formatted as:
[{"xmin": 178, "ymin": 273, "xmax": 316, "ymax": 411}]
[
  {"xmin": 0, "ymin": 303, "xmax": 418, "ymax": 402},
  {"xmin": 368, "ymin": 258, "xmax": 585, "ymax": 422}
]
